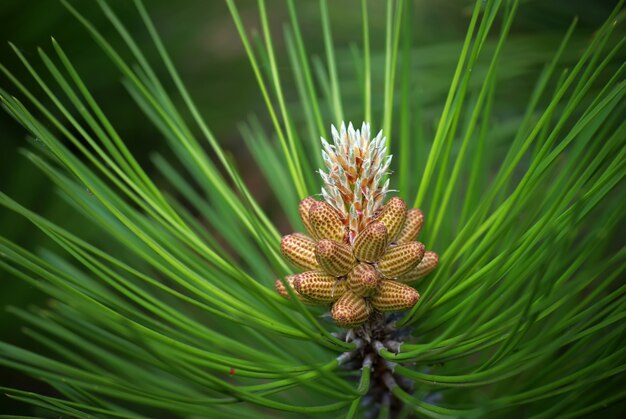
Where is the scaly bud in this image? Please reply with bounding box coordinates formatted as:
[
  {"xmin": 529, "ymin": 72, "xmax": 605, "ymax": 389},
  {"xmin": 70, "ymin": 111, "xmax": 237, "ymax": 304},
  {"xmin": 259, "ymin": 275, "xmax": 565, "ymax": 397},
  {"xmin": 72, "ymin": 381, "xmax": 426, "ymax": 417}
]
[
  {"xmin": 280, "ymin": 233, "xmax": 320, "ymax": 270},
  {"xmin": 396, "ymin": 208, "xmax": 424, "ymax": 243},
  {"xmin": 299, "ymin": 197, "xmax": 320, "ymax": 239},
  {"xmin": 319, "ymin": 122, "xmax": 390, "ymax": 240},
  {"xmin": 275, "ymin": 276, "xmax": 313, "ymax": 304},
  {"xmin": 370, "ymin": 280, "xmax": 420, "ymax": 312},
  {"xmin": 331, "ymin": 292, "xmax": 371, "ymax": 328},
  {"xmin": 347, "ymin": 262, "xmax": 381, "ymax": 297},
  {"xmin": 294, "ymin": 271, "xmax": 347, "ymax": 302},
  {"xmin": 315, "ymin": 239, "xmax": 356, "ymax": 277},
  {"xmin": 397, "ymin": 251, "xmax": 439, "ymax": 283},
  {"xmin": 352, "ymin": 221, "xmax": 388, "ymax": 262},
  {"xmin": 378, "ymin": 242, "xmax": 425, "ymax": 278},
  {"xmin": 275, "ymin": 122, "xmax": 438, "ymax": 328},
  {"xmin": 309, "ymin": 201, "xmax": 346, "ymax": 242},
  {"xmin": 374, "ymin": 197, "xmax": 407, "ymax": 242}
]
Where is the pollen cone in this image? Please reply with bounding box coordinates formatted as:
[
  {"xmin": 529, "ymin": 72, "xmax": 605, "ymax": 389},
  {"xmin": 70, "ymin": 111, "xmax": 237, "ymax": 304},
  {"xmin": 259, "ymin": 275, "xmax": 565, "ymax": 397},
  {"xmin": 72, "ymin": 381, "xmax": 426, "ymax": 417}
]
[
  {"xmin": 274, "ymin": 276, "xmax": 313, "ymax": 304},
  {"xmin": 316, "ymin": 239, "xmax": 356, "ymax": 276},
  {"xmin": 331, "ymin": 292, "xmax": 371, "ymax": 328},
  {"xmin": 347, "ymin": 262, "xmax": 381, "ymax": 297},
  {"xmin": 352, "ymin": 221, "xmax": 388, "ymax": 262},
  {"xmin": 309, "ymin": 201, "xmax": 346, "ymax": 242},
  {"xmin": 370, "ymin": 280, "xmax": 420, "ymax": 312},
  {"xmin": 280, "ymin": 233, "xmax": 319, "ymax": 270},
  {"xmin": 378, "ymin": 242, "xmax": 425, "ymax": 278},
  {"xmin": 396, "ymin": 208, "xmax": 424, "ymax": 243},
  {"xmin": 299, "ymin": 197, "xmax": 319, "ymax": 239},
  {"xmin": 374, "ymin": 197, "xmax": 407, "ymax": 242},
  {"xmin": 397, "ymin": 251, "xmax": 439, "ymax": 283},
  {"xmin": 294, "ymin": 271, "xmax": 347, "ymax": 302}
]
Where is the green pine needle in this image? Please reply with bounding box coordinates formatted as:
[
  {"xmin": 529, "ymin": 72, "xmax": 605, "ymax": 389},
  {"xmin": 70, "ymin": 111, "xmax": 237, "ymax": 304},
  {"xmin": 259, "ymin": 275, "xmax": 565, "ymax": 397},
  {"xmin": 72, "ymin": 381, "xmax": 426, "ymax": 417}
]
[{"xmin": 1, "ymin": 0, "xmax": 625, "ymax": 417}]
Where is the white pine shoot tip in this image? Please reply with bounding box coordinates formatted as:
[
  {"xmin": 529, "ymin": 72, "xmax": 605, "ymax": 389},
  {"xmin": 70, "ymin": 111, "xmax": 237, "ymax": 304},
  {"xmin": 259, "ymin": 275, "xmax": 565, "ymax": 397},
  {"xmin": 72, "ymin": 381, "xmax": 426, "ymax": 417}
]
[{"xmin": 320, "ymin": 122, "xmax": 391, "ymax": 243}]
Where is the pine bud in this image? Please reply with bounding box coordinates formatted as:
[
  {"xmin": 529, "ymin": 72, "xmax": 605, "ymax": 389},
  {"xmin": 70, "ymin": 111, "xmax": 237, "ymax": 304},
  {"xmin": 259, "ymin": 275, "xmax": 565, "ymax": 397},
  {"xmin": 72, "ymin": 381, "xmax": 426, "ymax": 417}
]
[
  {"xmin": 294, "ymin": 271, "xmax": 347, "ymax": 302},
  {"xmin": 378, "ymin": 242, "xmax": 425, "ymax": 278},
  {"xmin": 331, "ymin": 292, "xmax": 371, "ymax": 328},
  {"xmin": 370, "ymin": 280, "xmax": 420, "ymax": 312},
  {"xmin": 315, "ymin": 239, "xmax": 356, "ymax": 277},
  {"xmin": 275, "ymin": 122, "xmax": 437, "ymax": 328},
  {"xmin": 280, "ymin": 233, "xmax": 320, "ymax": 270},
  {"xmin": 309, "ymin": 201, "xmax": 346, "ymax": 242},
  {"xmin": 274, "ymin": 276, "xmax": 313, "ymax": 304},
  {"xmin": 374, "ymin": 197, "xmax": 407, "ymax": 242},
  {"xmin": 353, "ymin": 221, "xmax": 388, "ymax": 262},
  {"xmin": 396, "ymin": 208, "xmax": 424, "ymax": 243},
  {"xmin": 299, "ymin": 196, "xmax": 320, "ymax": 239},
  {"xmin": 347, "ymin": 262, "xmax": 381, "ymax": 297},
  {"xmin": 397, "ymin": 251, "xmax": 439, "ymax": 283}
]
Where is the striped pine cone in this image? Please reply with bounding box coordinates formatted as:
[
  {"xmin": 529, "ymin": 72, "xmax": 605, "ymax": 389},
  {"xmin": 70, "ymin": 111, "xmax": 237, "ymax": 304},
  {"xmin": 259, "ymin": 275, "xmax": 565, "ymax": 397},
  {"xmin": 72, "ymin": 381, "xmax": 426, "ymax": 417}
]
[{"xmin": 275, "ymin": 122, "xmax": 438, "ymax": 328}]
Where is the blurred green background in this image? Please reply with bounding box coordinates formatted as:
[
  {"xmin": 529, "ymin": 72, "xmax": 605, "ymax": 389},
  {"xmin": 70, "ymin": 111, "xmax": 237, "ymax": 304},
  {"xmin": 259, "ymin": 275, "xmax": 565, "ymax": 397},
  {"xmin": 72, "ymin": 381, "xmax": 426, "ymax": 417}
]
[{"xmin": 0, "ymin": 0, "xmax": 621, "ymax": 414}]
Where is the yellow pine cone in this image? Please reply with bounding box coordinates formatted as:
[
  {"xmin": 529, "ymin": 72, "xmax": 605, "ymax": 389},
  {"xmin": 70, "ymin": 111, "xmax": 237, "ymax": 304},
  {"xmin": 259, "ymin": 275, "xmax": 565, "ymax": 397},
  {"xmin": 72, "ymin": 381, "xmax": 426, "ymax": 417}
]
[
  {"xmin": 273, "ymin": 123, "xmax": 444, "ymax": 327},
  {"xmin": 396, "ymin": 208, "xmax": 424, "ymax": 243},
  {"xmin": 331, "ymin": 292, "xmax": 371, "ymax": 327},
  {"xmin": 274, "ymin": 276, "xmax": 313, "ymax": 304},
  {"xmin": 277, "ymin": 196, "xmax": 439, "ymax": 327},
  {"xmin": 370, "ymin": 280, "xmax": 420, "ymax": 312},
  {"xmin": 374, "ymin": 197, "xmax": 407, "ymax": 242},
  {"xmin": 352, "ymin": 221, "xmax": 388, "ymax": 263},
  {"xmin": 378, "ymin": 242, "xmax": 425, "ymax": 278},
  {"xmin": 280, "ymin": 233, "xmax": 320, "ymax": 271},
  {"xmin": 294, "ymin": 271, "xmax": 347, "ymax": 302},
  {"xmin": 309, "ymin": 201, "xmax": 346, "ymax": 242},
  {"xmin": 348, "ymin": 262, "xmax": 381, "ymax": 297},
  {"xmin": 397, "ymin": 251, "xmax": 439, "ymax": 283},
  {"xmin": 276, "ymin": 196, "xmax": 440, "ymax": 327},
  {"xmin": 315, "ymin": 239, "xmax": 356, "ymax": 276},
  {"xmin": 299, "ymin": 196, "xmax": 320, "ymax": 239}
]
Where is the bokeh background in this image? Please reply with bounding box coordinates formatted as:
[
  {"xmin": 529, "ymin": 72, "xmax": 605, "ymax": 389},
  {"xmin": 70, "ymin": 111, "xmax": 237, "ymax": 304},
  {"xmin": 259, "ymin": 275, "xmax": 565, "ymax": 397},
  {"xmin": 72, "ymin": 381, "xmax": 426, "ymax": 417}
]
[{"xmin": 0, "ymin": 0, "xmax": 621, "ymax": 414}]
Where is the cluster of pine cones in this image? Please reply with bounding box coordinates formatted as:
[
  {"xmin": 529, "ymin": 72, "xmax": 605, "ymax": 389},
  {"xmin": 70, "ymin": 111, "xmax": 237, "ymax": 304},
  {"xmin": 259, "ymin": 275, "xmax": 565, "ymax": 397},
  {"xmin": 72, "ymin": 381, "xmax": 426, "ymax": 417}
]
[{"xmin": 275, "ymin": 196, "xmax": 438, "ymax": 328}]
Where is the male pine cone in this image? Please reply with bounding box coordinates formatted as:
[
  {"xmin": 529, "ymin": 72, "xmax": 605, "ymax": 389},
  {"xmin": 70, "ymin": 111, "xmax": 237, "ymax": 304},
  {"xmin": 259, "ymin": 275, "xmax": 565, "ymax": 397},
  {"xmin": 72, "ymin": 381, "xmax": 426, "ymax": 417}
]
[
  {"xmin": 274, "ymin": 122, "xmax": 439, "ymax": 328},
  {"xmin": 275, "ymin": 196, "xmax": 438, "ymax": 328}
]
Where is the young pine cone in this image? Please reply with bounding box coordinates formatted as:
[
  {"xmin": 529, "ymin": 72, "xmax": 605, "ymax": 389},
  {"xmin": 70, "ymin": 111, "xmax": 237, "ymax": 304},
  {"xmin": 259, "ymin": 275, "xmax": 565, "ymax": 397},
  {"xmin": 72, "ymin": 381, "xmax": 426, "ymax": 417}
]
[{"xmin": 275, "ymin": 122, "xmax": 438, "ymax": 328}]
